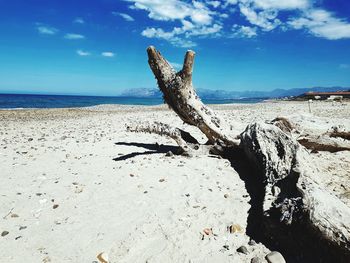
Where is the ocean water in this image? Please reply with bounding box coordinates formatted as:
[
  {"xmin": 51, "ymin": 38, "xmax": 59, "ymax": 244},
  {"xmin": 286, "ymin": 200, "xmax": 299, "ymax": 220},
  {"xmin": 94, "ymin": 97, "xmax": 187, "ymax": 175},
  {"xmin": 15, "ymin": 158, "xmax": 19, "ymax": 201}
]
[{"xmin": 0, "ymin": 93, "xmax": 264, "ymax": 109}]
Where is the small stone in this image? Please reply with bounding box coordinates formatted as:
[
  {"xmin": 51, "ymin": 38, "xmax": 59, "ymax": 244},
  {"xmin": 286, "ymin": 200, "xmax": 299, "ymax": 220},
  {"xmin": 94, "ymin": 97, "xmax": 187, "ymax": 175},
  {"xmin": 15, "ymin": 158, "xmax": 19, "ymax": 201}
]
[
  {"xmin": 223, "ymin": 244, "xmax": 230, "ymax": 250},
  {"xmin": 237, "ymin": 245, "xmax": 248, "ymax": 254},
  {"xmin": 165, "ymin": 151, "xmax": 174, "ymax": 157},
  {"xmin": 1, "ymin": 231, "xmax": 9, "ymax": 237},
  {"xmin": 11, "ymin": 213, "xmax": 19, "ymax": 218},
  {"xmin": 251, "ymin": 257, "xmax": 261, "ymax": 263},
  {"xmin": 42, "ymin": 256, "xmax": 51, "ymax": 263},
  {"xmin": 53, "ymin": 204, "xmax": 59, "ymax": 209},
  {"xmin": 129, "ymin": 173, "xmax": 135, "ymax": 177},
  {"xmin": 248, "ymin": 239, "xmax": 257, "ymax": 246},
  {"xmin": 265, "ymin": 251, "xmax": 286, "ymax": 263},
  {"xmin": 159, "ymin": 178, "xmax": 165, "ymax": 182},
  {"xmin": 224, "ymin": 194, "xmax": 229, "ymax": 198},
  {"xmin": 19, "ymin": 226, "xmax": 27, "ymax": 230}
]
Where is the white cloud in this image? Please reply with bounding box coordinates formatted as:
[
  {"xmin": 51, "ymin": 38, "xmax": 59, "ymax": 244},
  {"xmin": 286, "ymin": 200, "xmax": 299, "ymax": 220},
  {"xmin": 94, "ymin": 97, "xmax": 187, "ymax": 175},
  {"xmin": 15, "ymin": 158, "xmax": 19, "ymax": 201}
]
[
  {"xmin": 77, "ymin": 50, "xmax": 90, "ymax": 56},
  {"xmin": 101, "ymin": 52, "xmax": 115, "ymax": 57},
  {"xmin": 232, "ymin": 25, "xmax": 257, "ymax": 38},
  {"xmin": 126, "ymin": 0, "xmax": 350, "ymax": 45},
  {"xmin": 186, "ymin": 23, "xmax": 222, "ymax": 37},
  {"xmin": 170, "ymin": 62, "xmax": 182, "ymax": 70},
  {"xmin": 64, "ymin": 33, "xmax": 85, "ymax": 40},
  {"xmin": 224, "ymin": 0, "xmax": 309, "ymax": 10},
  {"xmin": 223, "ymin": 0, "xmax": 238, "ymax": 8},
  {"xmin": 289, "ymin": 9, "xmax": 350, "ymax": 40},
  {"xmin": 126, "ymin": 0, "xmax": 222, "ymax": 47},
  {"xmin": 126, "ymin": 0, "xmax": 214, "ymax": 25},
  {"xmin": 223, "ymin": 1, "xmax": 310, "ymax": 32},
  {"xmin": 112, "ymin": 12, "xmax": 135, "ymax": 21},
  {"xmin": 239, "ymin": 3, "xmax": 281, "ymax": 31},
  {"xmin": 208, "ymin": 1, "xmax": 221, "ymax": 8},
  {"xmin": 37, "ymin": 26, "xmax": 58, "ymax": 35},
  {"xmin": 73, "ymin": 17, "xmax": 85, "ymax": 24},
  {"xmin": 141, "ymin": 27, "xmax": 197, "ymax": 47},
  {"xmin": 252, "ymin": 0, "xmax": 309, "ymax": 10}
]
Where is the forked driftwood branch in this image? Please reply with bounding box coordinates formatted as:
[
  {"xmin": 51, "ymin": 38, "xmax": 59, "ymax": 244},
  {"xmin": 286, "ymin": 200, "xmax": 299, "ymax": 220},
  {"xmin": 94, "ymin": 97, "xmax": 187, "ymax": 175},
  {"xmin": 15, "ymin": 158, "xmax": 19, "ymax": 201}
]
[
  {"xmin": 147, "ymin": 46, "xmax": 240, "ymax": 147},
  {"xmin": 127, "ymin": 46, "xmax": 350, "ymax": 262}
]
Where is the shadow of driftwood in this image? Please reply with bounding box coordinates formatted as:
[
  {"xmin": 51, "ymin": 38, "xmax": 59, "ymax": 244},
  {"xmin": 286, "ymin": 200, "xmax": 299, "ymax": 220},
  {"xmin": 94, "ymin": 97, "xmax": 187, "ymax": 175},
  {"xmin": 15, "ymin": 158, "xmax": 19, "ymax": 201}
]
[
  {"xmin": 223, "ymin": 148, "xmax": 266, "ymax": 242},
  {"xmin": 113, "ymin": 142, "xmax": 178, "ymax": 161}
]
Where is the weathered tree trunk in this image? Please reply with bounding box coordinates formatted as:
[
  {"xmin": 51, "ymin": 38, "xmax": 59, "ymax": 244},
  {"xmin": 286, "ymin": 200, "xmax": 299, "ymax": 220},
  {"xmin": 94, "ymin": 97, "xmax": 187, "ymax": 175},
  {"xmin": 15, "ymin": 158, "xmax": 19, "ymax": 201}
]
[
  {"xmin": 240, "ymin": 122, "xmax": 350, "ymax": 260},
  {"xmin": 147, "ymin": 46, "xmax": 240, "ymax": 147},
  {"xmin": 128, "ymin": 46, "xmax": 350, "ymax": 262}
]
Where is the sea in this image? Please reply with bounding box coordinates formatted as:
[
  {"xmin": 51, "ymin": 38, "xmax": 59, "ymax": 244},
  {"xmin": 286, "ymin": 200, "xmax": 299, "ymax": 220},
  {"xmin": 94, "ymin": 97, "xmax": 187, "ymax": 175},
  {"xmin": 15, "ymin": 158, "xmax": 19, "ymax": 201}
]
[{"xmin": 0, "ymin": 93, "xmax": 265, "ymax": 109}]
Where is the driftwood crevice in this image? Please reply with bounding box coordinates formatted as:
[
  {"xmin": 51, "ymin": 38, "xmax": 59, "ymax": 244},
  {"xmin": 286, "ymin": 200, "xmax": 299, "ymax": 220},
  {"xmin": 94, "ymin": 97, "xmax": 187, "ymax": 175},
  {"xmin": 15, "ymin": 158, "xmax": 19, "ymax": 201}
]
[{"xmin": 128, "ymin": 46, "xmax": 350, "ymax": 262}]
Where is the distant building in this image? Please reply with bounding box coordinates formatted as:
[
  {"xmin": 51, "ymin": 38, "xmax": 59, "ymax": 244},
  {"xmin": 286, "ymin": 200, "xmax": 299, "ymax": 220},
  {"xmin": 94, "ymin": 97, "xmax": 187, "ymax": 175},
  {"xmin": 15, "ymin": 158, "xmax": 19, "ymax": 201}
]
[{"xmin": 301, "ymin": 91, "xmax": 350, "ymax": 100}]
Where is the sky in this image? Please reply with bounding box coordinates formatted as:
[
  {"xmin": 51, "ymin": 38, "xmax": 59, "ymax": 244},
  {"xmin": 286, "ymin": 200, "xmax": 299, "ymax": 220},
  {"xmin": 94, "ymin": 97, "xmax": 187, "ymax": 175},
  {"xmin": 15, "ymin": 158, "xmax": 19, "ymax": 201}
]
[{"xmin": 0, "ymin": 0, "xmax": 349, "ymax": 96}]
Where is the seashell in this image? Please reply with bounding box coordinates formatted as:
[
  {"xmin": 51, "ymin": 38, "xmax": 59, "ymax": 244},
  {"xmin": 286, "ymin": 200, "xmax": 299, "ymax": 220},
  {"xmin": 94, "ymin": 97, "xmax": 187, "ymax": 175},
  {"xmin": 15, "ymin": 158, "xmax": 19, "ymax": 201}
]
[
  {"xmin": 97, "ymin": 252, "xmax": 108, "ymax": 263},
  {"xmin": 228, "ymin": 224, "xmax": 243, "ymax": 233},
  {"xmin": 203, "ymin": 228, "xmax": 212, "ymax": 235}
]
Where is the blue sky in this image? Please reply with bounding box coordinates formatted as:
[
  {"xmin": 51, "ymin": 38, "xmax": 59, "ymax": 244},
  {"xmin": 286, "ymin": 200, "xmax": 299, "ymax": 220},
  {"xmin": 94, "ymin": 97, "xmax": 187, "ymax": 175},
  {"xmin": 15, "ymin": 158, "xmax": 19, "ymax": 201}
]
[{"xmin": 0, "ymin": 0, "xmax": 349, "ymax": 96}]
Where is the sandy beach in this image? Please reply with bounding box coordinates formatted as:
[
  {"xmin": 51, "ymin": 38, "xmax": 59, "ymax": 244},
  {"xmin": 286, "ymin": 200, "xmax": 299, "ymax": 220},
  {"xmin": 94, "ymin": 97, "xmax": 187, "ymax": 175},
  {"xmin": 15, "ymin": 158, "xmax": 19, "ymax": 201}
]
[{"xmin": 1, "ymin": 101, "xmax": 349, "ymax": 262}]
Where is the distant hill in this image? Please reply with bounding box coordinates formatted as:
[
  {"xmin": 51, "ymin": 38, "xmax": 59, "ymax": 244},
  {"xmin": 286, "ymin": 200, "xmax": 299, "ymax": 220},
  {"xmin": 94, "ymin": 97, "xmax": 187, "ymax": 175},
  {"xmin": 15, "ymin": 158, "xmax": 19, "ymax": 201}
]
[
  {"xmin": 120, "ymin": 88, "xmax": 162, "ymax": 98},
  {"xmin": 120, "ymin": 86, "xmax": 349, "ymax": 100}
]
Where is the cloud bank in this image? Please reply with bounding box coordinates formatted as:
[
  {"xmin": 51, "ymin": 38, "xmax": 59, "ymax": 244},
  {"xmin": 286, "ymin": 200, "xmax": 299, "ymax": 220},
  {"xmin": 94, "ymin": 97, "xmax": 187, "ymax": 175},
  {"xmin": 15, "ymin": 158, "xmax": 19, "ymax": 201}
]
[{"xmin": 124, "ymin": 0, "xmax": 350, "ymax": 47}]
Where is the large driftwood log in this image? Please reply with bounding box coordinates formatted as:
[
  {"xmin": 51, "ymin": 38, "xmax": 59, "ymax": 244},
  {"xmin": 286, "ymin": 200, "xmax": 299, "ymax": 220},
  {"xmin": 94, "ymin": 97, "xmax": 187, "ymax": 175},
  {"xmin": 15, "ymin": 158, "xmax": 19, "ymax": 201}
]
[{"xmin": 128, "ymin": 46, "xmax": 350, "ymax": 262}]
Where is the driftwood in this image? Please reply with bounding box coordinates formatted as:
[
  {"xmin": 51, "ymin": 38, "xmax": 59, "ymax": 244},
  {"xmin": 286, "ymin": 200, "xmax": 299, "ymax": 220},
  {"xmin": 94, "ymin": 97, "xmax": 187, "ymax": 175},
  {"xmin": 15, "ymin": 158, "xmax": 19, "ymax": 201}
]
[
  {"xmin": 127, "ymin": 121, "xmax": 198, "ymax": 154},
  {"xmin": 269, "ymin": 117, "xmax": 350, "ymax": 152},
  {"xmin": 298, "ymin": 135, "xmax": 350, "ymax": 152},
  {"xmin": 147, "ymin": 47, "xmax": 240, "ymax": 147},
  {"xmin": 128, "ymin": 46, "xmax": 350, "ymax": 262}
]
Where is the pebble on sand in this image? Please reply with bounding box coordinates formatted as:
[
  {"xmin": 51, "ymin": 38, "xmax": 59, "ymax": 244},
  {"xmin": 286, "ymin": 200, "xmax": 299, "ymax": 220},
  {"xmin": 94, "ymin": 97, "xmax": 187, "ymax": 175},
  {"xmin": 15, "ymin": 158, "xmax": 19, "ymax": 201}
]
[
  {"xmin": 165, "ymin": 151, "xmax": 174, "ymax": 157},
  {"xmin": 1, "ymin": 231, "xmax": 9, "ymax": 237},
  {"xmin": 237, "ymin": 245, "xmax": 249, "ymax": 254},
  {"xmin": 265, "ymin": 251, "xmax": 286, "ymax": 263},
  {"xmin": 251, "ymin": 257, "xmax": 261, "ymax": 263},
  {"xmin": 248, "ymin": 239, "xmax": 257, "ymax": 246}
]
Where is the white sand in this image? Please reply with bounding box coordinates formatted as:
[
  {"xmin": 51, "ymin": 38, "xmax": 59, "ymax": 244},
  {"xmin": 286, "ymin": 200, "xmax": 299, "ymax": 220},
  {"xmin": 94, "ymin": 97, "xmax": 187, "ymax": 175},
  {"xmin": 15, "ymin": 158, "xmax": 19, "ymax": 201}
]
[{"xmin": 0, "ymin": 101, "xmax": 349, "ymax": 262}]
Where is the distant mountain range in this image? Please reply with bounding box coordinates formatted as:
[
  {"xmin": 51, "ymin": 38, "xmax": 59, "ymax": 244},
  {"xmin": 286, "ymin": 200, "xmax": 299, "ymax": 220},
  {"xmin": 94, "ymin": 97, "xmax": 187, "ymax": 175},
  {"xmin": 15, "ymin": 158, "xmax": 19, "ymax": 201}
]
[{"xmin": 120, "ymin": 86, "xmax": 350, "ymax": 100}]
